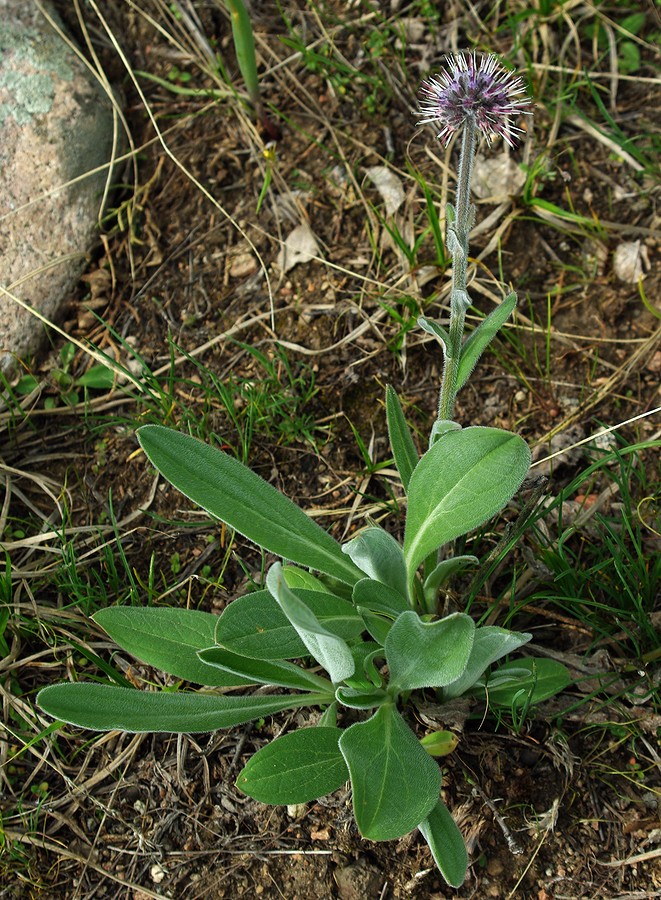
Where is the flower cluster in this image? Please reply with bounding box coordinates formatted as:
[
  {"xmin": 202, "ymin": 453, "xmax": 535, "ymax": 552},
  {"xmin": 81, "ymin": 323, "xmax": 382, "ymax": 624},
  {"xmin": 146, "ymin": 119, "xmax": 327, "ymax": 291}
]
[{"xmin": 419, "ymin": 52, "xmax": 532, "ymax": 148}]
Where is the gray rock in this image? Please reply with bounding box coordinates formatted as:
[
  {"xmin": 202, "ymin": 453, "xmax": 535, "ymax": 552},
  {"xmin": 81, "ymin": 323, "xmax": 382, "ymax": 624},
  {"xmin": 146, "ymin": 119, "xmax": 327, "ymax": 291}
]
[{"xmin": 0, "ymin": 0, "xmax": 117, "ymax": 373}]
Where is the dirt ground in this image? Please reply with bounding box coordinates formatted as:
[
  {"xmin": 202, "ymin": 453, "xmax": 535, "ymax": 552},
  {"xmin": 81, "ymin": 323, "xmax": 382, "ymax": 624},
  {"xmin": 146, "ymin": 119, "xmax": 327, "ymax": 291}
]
[{"xmin": 2, "ymin": 1, "xmax": 661, "ymax": 897}]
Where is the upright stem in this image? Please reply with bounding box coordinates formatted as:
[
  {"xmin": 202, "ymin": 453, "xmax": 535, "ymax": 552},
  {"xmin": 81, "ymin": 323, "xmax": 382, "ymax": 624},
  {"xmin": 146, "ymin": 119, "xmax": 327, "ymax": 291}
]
[{"xmin": 436, "ymin": 116, "xmax": 477, "ymax": 424}]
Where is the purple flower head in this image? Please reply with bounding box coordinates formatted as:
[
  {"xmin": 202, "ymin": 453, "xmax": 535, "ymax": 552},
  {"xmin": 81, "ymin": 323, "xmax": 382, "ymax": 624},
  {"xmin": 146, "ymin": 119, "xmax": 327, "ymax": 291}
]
[{"xmin": 419, "ymin": 52, "xmax": 532, "ymax": 148}]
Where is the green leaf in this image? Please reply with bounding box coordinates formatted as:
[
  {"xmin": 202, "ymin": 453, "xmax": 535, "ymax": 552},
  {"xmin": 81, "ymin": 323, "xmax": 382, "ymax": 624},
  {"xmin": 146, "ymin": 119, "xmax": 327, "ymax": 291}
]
[
  {"xmin": 339, "ymin": 703, "xmax": 441, "ymax": 841},
  {"xmin": 237, "ymin": 727, "xmax": 348, "ymax": 804},
  {"xmin": 352, "ymin": 578, "xmax": 410, "ymax": 617},
  {"xmin": 418, "ymin": 316, "xmax": 450, "ymax": 355},
  {"xmin": 385, "ymin": 386, "xmax": 418, "ymax": 491},
  {"xmin": 225, "ymin": 0, "xmax": 260, "ymax": 108},
  {"xmin": 216, "ymin": 589, "xmax": 363, "ymax": 660},
  {"xmin": 418, "ymin": 800, "xmax": 468, "ymax": 888},
  {"xmin": 76, "ymin": 364, "xmax": 116, "ymax": 390},
  {"xmin": 94, "ymin": 607, "xmax": 252, "ymax": 687},
  {"xmin": 358, "ymin": 609, "xmax": 393, "ymax": 645},
  {"xmin": 282, "ymin": 566, "xmax": 334, "ymax": 593},
  {"xmin": 404, "ymin": 427, "xmax": 531, "ymax": 580},
  {"xmin": 335, "ymin": 685, "xmax": 388, "ymax": 709},
  {"xmin": 620, "ymin": 12, "xmax": 646, "ymax": 34},
  {"xmin": 618, "ymin": 41, "xmax": 640, "ymax": 75},
  {"xmin": 37, "ymin": 683, "xmax": 323, "ymax": 733},
  {"xmin": 423, "ymin": 555, "xmax": 479, "ymax": 604},
  {"xmin": 456, "ymin": 292, "xmax": 517, "ymax": 393},
  {"xmin": 342, "ymin": 526, "xmax": 408, "ymax": 600},
  {"xmin": 385, "ymin": 611, "xmax": 475, "ymax": 692},
  {"xmin": 345, "ymin": 642, "xmax": 384, "ymax": 691},
  {"xmin": 443, "ymin": 626, "xmax": 531, "ymax": 699},
  {"xmin": 198, "ymin": 647, "xmax": 333, "ymax": 693},
  {"xmin": 419, "ymin": 730, "xmax": 458, "ymax": 757},
  {"xmin": 138, "ymin": 426, "xmax": 362, "ymax": 585},
  {"xmin": 480, "ymin": 658, "xmax": 571, "ymax": 708},
  {"xmin": 266, "ymin": 564, "xmax": 355, "ymax": 684}
]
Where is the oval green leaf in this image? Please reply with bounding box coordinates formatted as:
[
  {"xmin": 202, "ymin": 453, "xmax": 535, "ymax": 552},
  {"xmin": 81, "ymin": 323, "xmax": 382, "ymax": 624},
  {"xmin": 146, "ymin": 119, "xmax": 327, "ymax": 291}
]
[
  {"xmin": 215, "ymin": 589, "xmax": 363, "ymax": 660},
  {"xmin": 418, "ymin": 800, "xmax": 468, "ymax": 888},
  {"xmin": 94, "ymin": 607, "xmax": 252, "ymax": 687},
  {"xmin": 237, "ymin": 727, "xmax": 348, "ymax": 804},
  {"xmin": 338, "ymin": 703, "xmax": 441, "ymax": 841},
  {"xmin": 385, "ymin": 611, "xmax": 475, "ymax": 692},
  {"xmin": 404, "ymin": 427, "xmax": 530, "ymax": 580}
]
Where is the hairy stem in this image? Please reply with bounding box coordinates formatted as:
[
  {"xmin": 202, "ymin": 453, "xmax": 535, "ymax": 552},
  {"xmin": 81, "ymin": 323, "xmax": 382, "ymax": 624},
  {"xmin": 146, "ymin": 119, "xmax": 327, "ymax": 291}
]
[{"xmin": 436, "ymin": 116, "xmax": 477, "ymax": 424}]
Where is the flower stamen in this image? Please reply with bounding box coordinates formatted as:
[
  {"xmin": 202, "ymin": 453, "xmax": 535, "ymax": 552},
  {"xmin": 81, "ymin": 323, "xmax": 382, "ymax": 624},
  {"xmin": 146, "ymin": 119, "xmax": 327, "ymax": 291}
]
[{"xmin": 419, "ymin": 52, "xmax": 532, "ymax": 148}]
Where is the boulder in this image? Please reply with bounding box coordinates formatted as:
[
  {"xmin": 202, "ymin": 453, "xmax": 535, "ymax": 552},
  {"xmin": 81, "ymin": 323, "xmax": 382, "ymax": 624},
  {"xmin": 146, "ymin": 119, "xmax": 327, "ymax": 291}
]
[{"xmin": 0, "ymin": 0, "xmax": 117, "ymax": 373}]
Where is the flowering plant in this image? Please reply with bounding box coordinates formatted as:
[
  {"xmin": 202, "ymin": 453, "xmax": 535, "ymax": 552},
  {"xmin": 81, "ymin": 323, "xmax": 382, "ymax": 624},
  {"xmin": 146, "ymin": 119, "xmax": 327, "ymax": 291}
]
[{"xmin": 38, "ymin": 53, "xmax": 569, "ymax": 887}]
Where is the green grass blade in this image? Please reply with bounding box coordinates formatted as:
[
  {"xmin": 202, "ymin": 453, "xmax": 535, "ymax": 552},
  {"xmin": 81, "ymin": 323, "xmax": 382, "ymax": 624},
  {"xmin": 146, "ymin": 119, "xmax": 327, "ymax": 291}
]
[{"xmin": 225, "ymin": 0, "xmax": 260, "ymax": 108}]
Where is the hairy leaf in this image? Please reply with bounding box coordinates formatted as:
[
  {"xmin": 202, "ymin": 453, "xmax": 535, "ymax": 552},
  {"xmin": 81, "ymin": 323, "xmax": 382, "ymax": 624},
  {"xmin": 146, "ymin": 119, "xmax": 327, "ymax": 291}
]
[
  {"xmin": 385, "ymin": 611, "xmax": 474, "ymax": 692},
  {"xmin": 237, "ymin": 727, "xmax": 348, "ymax": 804},
  {"xmin": 385, "ymin": 386, "xmax": 418, "ymax": 491},
  {"xmin": 198, "ymin": 647, "xmax": 333, "ymax": 693},
  {"xmin": 339, "ymin": 703, "xmax": 441, "ymax": 841},
  {"xmin": 342, "ymin": 526, "xmax": 408, "ymax": 600},
  {"xmin": 404, "ymin": 427, "xmax": 530, "ymax": 580},
  {"xmin": 94, "ymin": 607, "xmax": 251, "ymax": 687},
  {"xmin": 480, "ymin": 658, "xmax": 571, "ymax": 708},
  {"xmin": 266, "ymin": 564, "xmax": 355, "ymax": 684},
  {"xmin": 138, "ymin": 426, "xmax": 363, "ymax": 585},
  {"xmin": 442, "ymin": 626, "xmax": 531, "ymax": 699},
  {"xmin": 456, "ymin": 292, "xmax": 517, "ymax": 393},
  {"xmin": 418, "ymin": 800, "xmax": 468, "ymax": 888},
  {"xmin": 352, "ymin": 578, "xmax": 409, "ymax": 617},
  {"xmin": 215, "ymin": 589, "xmax": 363, "ymax": 660},
  {"xmin": 37, "ymin": 683, "xmax": 323, "ymax": 733}
]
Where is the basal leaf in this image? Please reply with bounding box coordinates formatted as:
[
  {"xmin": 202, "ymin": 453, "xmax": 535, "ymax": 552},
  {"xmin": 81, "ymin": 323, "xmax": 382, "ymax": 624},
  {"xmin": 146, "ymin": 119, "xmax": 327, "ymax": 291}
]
[
  {"xmin": 335, "ymin": 685, "xmax": 388, "ymax": 709},
  {"xmin": 422, "ymin": 555, "xmax": 479, "ymax": 603},
  {"xmin": 237, "ymin": 727, "xmax": 348, "ymax": 804},
  {"xmin": 266, "ymin": 564, "xmax": 355, "ymax": 684},
  {"xmin": 37, "ymin": 683, "xmax": 323, "ymax": 733},
  {"xmin": 94, "ymin": 607, "xmax": 251, "ymax": 687},
  {"xmin": 480, "ymin": 658, "xmax": 571, "ymax": 708},
  {"xmin": 442, "ymin": 626, "xmax": 531, "ymax": 699},
  {"xmin": 198, "ymin": 647, "xmax": 332, "ymax": 693},
  {"xmin": 352, "ymin": 578, "xmax": 410, "ymax": 617},
  {"xmin": 281, "ymin": 566, "xmax": 334, "ymax": 593},
  {"xmin": 418, "ymin": 800, "xmax": 468, "ymax": 888},
  {"xmin": 138, "ymin": 425, "xmax": 363, "ymax": 585},
  {"xmin": 339, "ymin": 703, "xmax": 441, "ymax": 841},
  {"xmin": 385, "ymin": 611, "xmax": 475, "ymax": 692},
  {"xmin": 215, "ymin": 589, "xmax": 363, "ymax": 660},
  {"xmin": 342, "ymin": 526, "xmax": 408, "ymax": 600}
]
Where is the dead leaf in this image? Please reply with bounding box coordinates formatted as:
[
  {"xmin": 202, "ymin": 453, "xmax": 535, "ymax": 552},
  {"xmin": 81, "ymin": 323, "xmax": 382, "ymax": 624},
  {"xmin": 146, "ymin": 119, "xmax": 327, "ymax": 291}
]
[
  {"xmin": 365, "ymin": 166, "xmax": 405, "ymax": 216},
  {"xmin": 277, "ymin": 222, "xmax": 321, "ymax": 273}
]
